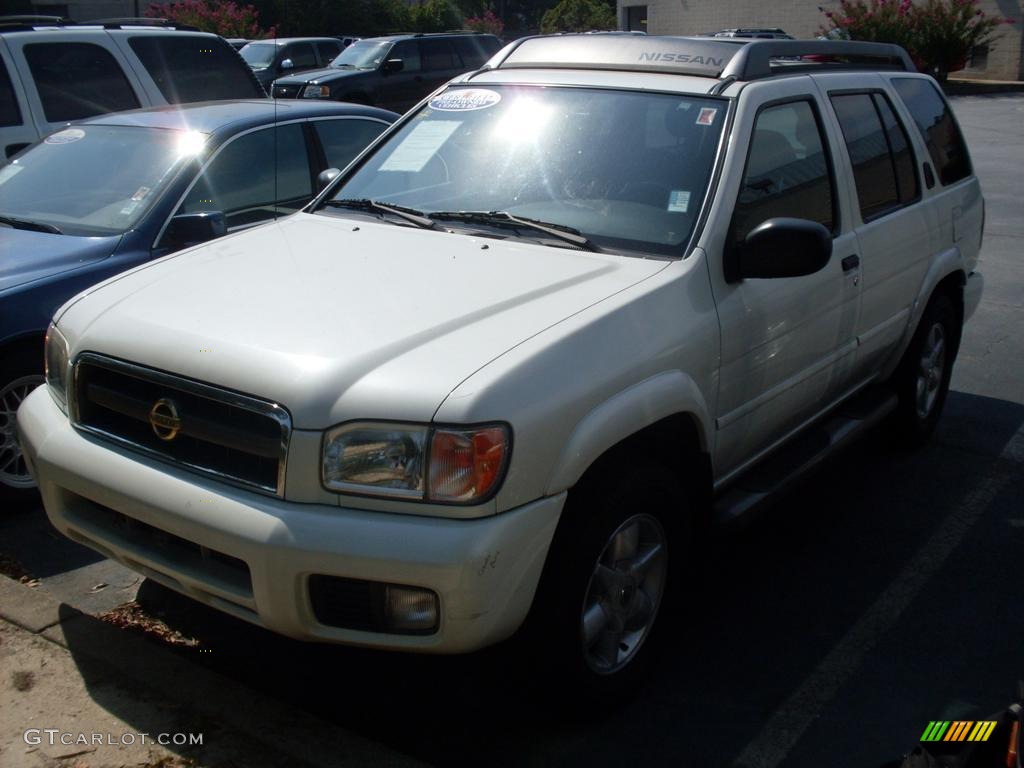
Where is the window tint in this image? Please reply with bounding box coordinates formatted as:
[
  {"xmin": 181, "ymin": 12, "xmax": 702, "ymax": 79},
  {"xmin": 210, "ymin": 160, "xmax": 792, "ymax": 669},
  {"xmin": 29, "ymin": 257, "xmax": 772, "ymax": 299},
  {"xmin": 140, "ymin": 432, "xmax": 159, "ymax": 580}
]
[
  {"xmin": 420, "ymin": 39, "xmax": 458, "ymax": 71},
  {"xmin": 128, "ymin": 36, "xmax": 264, "ymax": 103},
  {"xmin": 178, "ymin": 124, "xmax": 312, "ymax": 230},
  {"xmin": 314, "ymin": 118, "xmax": 387, "ymax": 170},
  {"xmin": 24, "ymin": 43, "xmax": 139, "ymax": 123},
  {"xmin": 0, "ymin": 58, "xmax": 21, "ymax": 127},
  {"xmin": 286, "ymin": 43, "xmax": 316, "ymax": 68},
  {"xmin": 389, "ymin": 41, "xmax": 421, "ymax": 72},
  {"xmin": 892, "ymin": 78, "xmax": 971, "ymax": 185},
  {"xmin": 316, "ymin": 41, "xmax": 341, "ymax": 62},
  {"xmin": 873, "ymin": 92, "xmax": 918, "ymax": 204},
  {"xmin": 452, "ymin": 37, "xmax": 491, "ymax": 67},
  {"xmin": 732, "ymin": 100, "xmax": 834, "ymax": 245},
  {"xmin": 831, "ymin": 93, "xmax": 901, "ymax": 220}
]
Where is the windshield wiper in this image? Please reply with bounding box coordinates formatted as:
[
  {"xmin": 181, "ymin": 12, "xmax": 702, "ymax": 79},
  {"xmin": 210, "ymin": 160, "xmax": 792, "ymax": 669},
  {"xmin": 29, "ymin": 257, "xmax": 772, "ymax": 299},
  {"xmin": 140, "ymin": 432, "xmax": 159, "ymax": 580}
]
[
  {"xmin": 322, "ymin": 199, "xmax": 440, "ymax": 230},
  {"xmin": 0, "ymin": 215, "xmax": 62, "ymax": 235},
  {"xmin": 428, "ymin": 211, "xmax": 600, "ymax": 252}
]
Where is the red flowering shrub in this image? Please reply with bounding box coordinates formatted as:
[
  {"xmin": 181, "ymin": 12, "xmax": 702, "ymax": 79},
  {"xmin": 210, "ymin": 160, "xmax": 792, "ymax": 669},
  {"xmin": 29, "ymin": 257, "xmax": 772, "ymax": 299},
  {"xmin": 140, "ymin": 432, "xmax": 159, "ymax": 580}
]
[
  {"xmin": 820, "ymin": 0, "xmax": 1014, "ymax": 78},
  {"xmin": 465, "ymin": 9, "xmax": 504, "ymax": 36},
  {"xmin": 146, "ymin": 0, "xmax": 274, "ymax": 39}
]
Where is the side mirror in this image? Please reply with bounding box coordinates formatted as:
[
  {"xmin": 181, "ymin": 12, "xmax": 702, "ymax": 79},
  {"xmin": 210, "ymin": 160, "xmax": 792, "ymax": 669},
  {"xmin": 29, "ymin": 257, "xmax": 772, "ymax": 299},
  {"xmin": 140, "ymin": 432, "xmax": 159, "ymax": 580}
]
[
  {"xmin": 728, "ymin": 217, "xmax": 832, "ymax": 282},
  {"xmin": 162, "ymin": 211, "xmax": 227, "ymax": 250},
  {"xmin": 280, "ymin": 58, "xmax": 294, "ymax": 71},
  {"xmin": 382, "ymin": 58, "xmax": 404, "ymax": 75},
  {"xmin": 317, "ymin": 167, "xmax": 342, "ymax": 193}
]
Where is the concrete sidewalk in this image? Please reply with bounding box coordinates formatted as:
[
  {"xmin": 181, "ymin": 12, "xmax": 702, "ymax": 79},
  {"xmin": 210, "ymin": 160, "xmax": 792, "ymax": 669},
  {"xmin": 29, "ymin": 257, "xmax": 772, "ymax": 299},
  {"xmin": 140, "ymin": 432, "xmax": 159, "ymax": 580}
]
[{"xmin": 0, "ymin": 576, "xmax": 424, "ymax": 768}]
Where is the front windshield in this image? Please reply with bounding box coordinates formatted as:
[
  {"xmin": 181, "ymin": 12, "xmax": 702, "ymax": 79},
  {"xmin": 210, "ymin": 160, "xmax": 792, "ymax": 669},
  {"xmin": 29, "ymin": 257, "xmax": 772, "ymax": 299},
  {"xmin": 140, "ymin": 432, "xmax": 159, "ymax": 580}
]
[
  {"xmin": 240, "ymin": 42, "xmax": 277, "ymax": 68},
  {"xmin": 329, "ymin": 40, "xmax": 391, "ymax": 69},
  {"xmin": 324, "ymin": 85, "xmax": 726, "ymax": 255},
  {"xmin": 0, "ymin": 125, "xmax": 198, "ymax": 237}
]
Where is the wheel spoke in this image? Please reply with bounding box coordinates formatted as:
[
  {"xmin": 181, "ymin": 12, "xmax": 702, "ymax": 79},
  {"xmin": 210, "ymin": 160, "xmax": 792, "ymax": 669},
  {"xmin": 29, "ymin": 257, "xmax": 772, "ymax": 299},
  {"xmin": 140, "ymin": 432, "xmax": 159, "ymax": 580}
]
[
  {"xmin": 592, "ymin": 629, "xmax": 621, "ymax": 668},
  {"xmin": 593, "ymin": 564, "xmax": 620, "ymax": 596},
  {"xmin": 609, "ymin": 522, "xmax": 639, "ymax": 562},
  {"xmin": 624, "ymin": 588, "xmax": 654, "ymax": 631},
  {"xmin": 582, "ymin": 600, "xmax": 611, "ymax": 647},
  {"xmin": 627, "ymin": 542, "xmax": 664, "ymax": 580}
]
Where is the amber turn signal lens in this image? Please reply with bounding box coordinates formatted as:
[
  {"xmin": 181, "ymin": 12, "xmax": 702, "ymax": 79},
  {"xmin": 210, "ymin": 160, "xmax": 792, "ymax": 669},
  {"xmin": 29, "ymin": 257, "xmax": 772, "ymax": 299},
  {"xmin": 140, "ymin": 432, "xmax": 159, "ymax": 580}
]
[{"xmin": 428, "ymin": 425, "xmax": 508, "ymax": 503}]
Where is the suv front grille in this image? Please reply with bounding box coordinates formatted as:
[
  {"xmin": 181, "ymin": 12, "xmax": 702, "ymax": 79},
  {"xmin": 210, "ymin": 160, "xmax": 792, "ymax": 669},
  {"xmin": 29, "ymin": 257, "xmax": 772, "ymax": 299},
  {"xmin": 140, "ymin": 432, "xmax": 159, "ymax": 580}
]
[{"xmin": 71, "ymin": 354, "xmax": 290, "ymax": 496}]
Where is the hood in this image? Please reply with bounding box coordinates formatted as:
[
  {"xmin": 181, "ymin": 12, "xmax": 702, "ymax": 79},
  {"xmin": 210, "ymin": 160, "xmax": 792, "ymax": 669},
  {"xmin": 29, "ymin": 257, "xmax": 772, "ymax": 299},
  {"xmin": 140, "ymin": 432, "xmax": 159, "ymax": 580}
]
[
  {"xmin": 0, "ymin": 228, "xmax": 121, "ymax": 294},
  {"xmin": 59, "ymin": 213, "xmax": 668, "ymax": 428},
  {"xmin": 274, "ymin": 67, "xmax": 365, "ymax": 86}
]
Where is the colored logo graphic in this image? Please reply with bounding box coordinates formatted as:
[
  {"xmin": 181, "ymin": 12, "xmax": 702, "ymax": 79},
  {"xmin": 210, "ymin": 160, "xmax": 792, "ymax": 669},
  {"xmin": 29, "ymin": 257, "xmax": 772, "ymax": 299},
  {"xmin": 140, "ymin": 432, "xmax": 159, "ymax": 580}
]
[{"xmin": 921, "ymin": 721, "xmax": 998, "ymax": 742}]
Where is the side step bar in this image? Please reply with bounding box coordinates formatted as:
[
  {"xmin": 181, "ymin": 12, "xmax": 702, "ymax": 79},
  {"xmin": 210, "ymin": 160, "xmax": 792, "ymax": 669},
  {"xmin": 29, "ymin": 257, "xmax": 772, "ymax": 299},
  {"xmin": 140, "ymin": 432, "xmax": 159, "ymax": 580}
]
[{"xmin": 712, "ymin": 386, "xmax": 897, "ymax": 529}]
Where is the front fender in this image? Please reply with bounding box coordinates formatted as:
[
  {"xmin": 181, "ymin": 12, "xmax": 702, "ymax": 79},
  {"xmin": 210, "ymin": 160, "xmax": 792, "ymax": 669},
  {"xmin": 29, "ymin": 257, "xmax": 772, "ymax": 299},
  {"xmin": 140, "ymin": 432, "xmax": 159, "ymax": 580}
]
[{"xmin": 544, "ymin": 370, "xmax": 712, "ymax": 495}]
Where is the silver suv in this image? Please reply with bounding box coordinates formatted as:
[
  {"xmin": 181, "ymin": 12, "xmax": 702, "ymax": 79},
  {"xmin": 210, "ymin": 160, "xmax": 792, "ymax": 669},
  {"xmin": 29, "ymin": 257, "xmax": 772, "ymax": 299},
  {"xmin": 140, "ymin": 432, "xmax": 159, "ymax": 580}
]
[
  {"xmin": 0, "ymin": 20, "xmax": 265, "ymax": 158},
  {"xmin": 18, "ymin": 36, "xmax": 984, "ymax": 693}
]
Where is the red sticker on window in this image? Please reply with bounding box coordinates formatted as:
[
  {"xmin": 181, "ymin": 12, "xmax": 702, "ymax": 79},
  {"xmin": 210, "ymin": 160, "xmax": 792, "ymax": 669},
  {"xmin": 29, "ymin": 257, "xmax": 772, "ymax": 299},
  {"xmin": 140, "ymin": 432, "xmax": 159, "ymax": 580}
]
[{"xmin": 696, "ymin": 108, "xmax": 718, "ymax": 126}]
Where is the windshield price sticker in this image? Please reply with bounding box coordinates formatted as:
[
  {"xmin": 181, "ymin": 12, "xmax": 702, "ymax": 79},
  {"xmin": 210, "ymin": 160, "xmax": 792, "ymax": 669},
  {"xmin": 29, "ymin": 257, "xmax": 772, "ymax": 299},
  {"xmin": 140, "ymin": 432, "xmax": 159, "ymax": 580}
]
[
  {"xmin": 379, "ymin": 120, "xmax": 461, "ymax": 173},
  {"xmin": 428, "ymin": 89, "xmax": 501, "ymax": 112},
  {"xmin": 45, "ymin": 128, "xmax": 86, "ymax": 145}
]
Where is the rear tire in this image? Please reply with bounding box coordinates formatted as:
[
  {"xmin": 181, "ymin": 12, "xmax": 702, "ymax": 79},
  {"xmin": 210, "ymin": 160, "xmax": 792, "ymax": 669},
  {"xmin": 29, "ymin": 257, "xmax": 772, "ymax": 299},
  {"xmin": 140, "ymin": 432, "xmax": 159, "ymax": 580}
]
[
  {"xmin": 889, "ymin": 292, "xmax": 959, "ymax": 446},
  {"xmin": 524, "ymin": 464, "xmax": 692, "ymax": 702}
]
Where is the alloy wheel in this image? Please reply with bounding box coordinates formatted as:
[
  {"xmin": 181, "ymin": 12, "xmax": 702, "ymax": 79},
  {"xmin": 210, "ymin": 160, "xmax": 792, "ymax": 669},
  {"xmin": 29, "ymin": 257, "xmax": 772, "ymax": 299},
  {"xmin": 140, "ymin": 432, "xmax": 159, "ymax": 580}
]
[{"xmin": 0, "ymin": 374, "xmax": 44, "ymax": 489}]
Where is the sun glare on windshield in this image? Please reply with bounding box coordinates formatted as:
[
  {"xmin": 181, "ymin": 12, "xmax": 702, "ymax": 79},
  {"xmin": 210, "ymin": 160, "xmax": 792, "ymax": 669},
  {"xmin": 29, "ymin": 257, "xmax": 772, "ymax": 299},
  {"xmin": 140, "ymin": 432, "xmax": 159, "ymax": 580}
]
[
  {"xmin": 176, "ymin": 130, "xmax": 206, "ymax": 158},
  {"xmin": 491, "ymin": 99, "xmax": 553, "ymax": 145}
]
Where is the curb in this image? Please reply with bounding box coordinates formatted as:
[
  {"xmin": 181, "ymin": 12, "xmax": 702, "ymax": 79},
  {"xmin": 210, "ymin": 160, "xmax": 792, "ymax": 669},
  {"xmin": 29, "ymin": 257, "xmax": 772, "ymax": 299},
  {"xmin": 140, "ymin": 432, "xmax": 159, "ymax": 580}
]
[{"xmin": 0, "ymin": 575, "xmax": 424, "ymax": 768}]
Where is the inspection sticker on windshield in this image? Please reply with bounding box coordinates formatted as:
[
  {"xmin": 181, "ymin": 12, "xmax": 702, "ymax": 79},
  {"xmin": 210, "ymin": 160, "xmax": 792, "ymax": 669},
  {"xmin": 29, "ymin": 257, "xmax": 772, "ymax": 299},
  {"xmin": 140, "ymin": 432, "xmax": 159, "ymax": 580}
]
[
  {"xmin": 428, "ymin": 89, "xmax": 501, "ymax": 111},
  {"xmin": 667, "ymin": 190, "xmax": 691, "ymax": 213},
  {"xmin": 696, "ymin": 108, "xmax": 718, "ymax": 126},
  {"xmin": 379, "ymin": 120, "xmax": 460, "ymax": 172},
  {"xmin": 45, "ymin": 128, "xmax": 85, "ymax": 145}
]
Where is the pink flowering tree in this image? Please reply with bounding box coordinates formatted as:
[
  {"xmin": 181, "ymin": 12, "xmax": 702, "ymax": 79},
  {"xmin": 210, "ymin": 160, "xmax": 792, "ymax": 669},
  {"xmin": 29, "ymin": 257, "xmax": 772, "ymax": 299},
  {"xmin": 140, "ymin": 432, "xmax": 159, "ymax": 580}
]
[
  {"xmin": 146, "ymin": 0, "xmax": 274, "ymax": 39},
  {"xmin": 465, "ymin": 9, "xmax": 504, "ymax": 36},
  {"xmin": 820, "ymin": 0, "xmax": 1014, "ymax": 79}
]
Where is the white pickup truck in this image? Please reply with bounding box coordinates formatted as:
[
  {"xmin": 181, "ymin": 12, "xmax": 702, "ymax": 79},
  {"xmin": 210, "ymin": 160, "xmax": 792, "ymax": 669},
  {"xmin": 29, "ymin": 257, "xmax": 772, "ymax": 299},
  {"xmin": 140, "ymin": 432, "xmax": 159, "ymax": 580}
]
[{"xmin": 18, "ymin": 35, "xmax": 984, "ymax": 693}]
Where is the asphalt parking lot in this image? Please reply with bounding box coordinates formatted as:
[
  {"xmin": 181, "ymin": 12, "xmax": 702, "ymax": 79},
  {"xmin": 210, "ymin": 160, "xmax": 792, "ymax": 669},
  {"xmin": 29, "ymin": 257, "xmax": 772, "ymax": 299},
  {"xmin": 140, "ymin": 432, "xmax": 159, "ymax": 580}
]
[{"xmin": 3, "ymin": 92, "xmax": 1022, "ymax": 768}]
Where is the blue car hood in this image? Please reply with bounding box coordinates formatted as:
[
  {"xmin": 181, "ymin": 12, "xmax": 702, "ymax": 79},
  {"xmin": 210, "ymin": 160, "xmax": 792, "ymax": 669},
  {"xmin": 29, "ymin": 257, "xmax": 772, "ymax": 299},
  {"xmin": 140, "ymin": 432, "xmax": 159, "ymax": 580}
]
[
  {"xmin": 0, "ymin": 228, "xmax": 121, "ymax": 294},
  {"xmin": 275, "ymin": 67, "xmax": 364, "ymax": 85}
]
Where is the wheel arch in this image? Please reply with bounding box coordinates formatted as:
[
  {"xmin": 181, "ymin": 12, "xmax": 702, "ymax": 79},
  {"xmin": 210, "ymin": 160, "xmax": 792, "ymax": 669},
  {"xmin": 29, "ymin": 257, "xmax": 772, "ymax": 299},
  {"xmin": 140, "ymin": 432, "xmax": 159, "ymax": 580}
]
[{"xmin": 0, "ymin": 331, "xmax": 46, "ymax": 374}]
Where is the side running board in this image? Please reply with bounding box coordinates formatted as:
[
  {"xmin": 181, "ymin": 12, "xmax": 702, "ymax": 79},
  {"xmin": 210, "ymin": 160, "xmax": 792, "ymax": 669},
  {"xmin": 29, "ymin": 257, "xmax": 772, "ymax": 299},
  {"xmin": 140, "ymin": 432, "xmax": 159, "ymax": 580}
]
[{"xmin": 712, "ymin": 386, "xmax": 897, "ymax": 529}]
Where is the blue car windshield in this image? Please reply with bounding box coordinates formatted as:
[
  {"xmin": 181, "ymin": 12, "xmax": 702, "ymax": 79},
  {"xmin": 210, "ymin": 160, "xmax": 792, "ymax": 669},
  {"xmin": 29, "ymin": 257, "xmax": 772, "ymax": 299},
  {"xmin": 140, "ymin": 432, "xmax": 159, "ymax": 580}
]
[
  {"xmin": 324, "ymin": 85, "xmax": 727, "ymax": 256},
  {"xmin": 0, "ymin": 125, "xmax": 196, "ymax": 237}
]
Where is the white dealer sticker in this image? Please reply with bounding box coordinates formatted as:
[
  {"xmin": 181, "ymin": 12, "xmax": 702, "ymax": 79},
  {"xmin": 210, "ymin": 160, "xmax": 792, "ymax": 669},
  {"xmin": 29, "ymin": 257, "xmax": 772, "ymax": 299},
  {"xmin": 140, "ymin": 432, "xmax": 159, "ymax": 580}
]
[
  {"xmin": 428, "ymin": 89, "xmax": 501, "ymax": 111},
  {"xmin": 45, "ymin": 128, "xmax": 86, "ymax": 145},
  {"xmin": 667, "ymin": 190, "xmax": 691, "ymax": 213},
  {"xmin": 379, "ymin": 120, "xmax": 461, "ymax": 173}
]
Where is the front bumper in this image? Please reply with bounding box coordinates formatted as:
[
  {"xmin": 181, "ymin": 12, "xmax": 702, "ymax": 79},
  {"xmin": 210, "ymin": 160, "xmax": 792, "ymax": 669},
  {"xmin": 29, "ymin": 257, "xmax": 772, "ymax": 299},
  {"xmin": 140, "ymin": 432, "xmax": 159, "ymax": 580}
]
[{"xmin": 18, "ymin": 386, "xmax": 563, "ymax": 653}]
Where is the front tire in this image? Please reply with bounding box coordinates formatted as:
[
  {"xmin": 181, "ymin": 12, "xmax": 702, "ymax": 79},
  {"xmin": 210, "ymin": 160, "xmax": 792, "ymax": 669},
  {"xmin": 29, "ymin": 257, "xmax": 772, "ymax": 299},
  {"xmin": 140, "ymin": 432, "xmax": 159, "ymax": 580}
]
[
  {"xmin": 527, "ymin": 464, "xmax": 691, "ymax": 699},
  {"xmin": 0, "ymin": 350, "xmax": 45, "ymax": 508}
]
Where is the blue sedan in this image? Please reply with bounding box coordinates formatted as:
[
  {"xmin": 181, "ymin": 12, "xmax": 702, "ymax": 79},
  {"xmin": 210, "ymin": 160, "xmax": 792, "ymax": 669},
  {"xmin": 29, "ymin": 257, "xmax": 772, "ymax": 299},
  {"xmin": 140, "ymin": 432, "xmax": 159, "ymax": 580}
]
[{"xmin": 0, "ymin": 99, "xmax": 396, "ymax": 502}]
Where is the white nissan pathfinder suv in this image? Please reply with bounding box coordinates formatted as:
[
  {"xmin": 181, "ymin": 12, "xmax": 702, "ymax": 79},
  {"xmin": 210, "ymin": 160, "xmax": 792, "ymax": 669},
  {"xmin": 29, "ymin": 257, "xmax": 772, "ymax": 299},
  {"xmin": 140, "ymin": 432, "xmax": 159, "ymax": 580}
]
[{"xmin": 18, "ymin": 36, "xmax": 984, "ymax": 691}]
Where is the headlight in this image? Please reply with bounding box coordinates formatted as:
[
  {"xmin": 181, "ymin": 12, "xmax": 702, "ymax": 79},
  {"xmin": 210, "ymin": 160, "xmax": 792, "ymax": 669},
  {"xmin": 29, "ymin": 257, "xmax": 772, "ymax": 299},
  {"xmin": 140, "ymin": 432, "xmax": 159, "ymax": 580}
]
[
  {"xmin": 44, "ymin": 322, "xmax": 69, "ymax": 414},
  {"xmin": 322, "ymin": 422, "xmax": 510, "ymax": 504},
  {"xmin": 302, "ymin": 84, "xmax": 330, "ymax": 99}
]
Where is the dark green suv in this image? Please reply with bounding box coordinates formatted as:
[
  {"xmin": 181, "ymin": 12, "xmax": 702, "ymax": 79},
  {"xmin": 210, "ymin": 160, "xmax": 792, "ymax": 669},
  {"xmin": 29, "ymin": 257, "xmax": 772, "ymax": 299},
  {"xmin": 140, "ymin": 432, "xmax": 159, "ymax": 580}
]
[{"xmin": 271, "ymin": 32, "xmax": 502, "ymax": 113}]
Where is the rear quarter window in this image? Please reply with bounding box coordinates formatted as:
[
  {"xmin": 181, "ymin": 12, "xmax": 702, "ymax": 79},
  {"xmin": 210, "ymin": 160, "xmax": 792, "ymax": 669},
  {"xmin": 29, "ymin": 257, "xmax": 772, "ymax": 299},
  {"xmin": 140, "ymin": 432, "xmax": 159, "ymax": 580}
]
[
  {"xmin": 128, "ymin": 35, "xmax": 265, "ymax": 103},
  {"xmin": 892, "ymin": 78, "xmax": 971, "ymax": 186},
  {"xmin": 24, "ymin": 42, "xmax": 140, "ymax": 122}
]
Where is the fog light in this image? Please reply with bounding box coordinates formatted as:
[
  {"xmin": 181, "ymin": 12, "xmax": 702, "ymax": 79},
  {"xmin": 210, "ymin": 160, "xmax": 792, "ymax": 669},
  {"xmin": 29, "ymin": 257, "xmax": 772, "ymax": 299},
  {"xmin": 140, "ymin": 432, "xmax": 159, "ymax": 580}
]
[{"xmin": 385, "ymin": 585, "xmax": 439, "ymax": 633}]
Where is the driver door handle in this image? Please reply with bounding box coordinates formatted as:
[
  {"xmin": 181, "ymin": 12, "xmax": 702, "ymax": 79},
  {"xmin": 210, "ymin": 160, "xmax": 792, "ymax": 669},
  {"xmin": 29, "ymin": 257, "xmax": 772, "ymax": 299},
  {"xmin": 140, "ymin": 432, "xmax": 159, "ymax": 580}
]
[{"xmin": 841, "ymin": 254, "xmax": 860, "ymax": 272}]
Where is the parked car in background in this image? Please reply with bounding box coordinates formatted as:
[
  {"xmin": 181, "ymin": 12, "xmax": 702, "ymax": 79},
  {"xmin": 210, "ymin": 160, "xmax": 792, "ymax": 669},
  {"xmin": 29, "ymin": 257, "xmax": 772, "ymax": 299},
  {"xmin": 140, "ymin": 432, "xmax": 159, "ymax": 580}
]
[
  {"xmin": 271, "ymin": 32, "xmax": 503, "ymax": 113},
  {"xmin": 240, "ymin": 37, "xmax": 344, "ymax": 92},
  {"xmin": 0, "ymin": 99, "xmax": 396, "ymax": 503},
  {"xmin": 713, "ymin": 28, "xmax": 794, "ymax": 39},
  {"xmin": 225, "ymin": 38, "xmax": 250, "ymax": 50},
  {"xmin": 0, "ymin": 20, "xmax": 266, "ymax": 158}
]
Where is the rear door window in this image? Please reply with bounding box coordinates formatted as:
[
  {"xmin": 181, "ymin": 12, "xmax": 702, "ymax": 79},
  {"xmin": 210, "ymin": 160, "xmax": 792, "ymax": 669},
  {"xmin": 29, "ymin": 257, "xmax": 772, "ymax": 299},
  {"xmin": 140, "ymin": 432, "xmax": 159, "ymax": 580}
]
[
  {"xmin": 0, "ymin": 57, "xmax": 21, "ymax": 127},
  {"xmin": 24, "ymin": 42, "xmax": 140, "ymax": 123},
  {"xmin": 128, "ymin": 35, "xmax": 264, "ymax": 103},
  {"xmin": 420, "ymin": 39, "xmax": 459, "ymax": 71},
  {"xmin": 892, "ymin": 78, "xmax": 971, "ymax": 185}
]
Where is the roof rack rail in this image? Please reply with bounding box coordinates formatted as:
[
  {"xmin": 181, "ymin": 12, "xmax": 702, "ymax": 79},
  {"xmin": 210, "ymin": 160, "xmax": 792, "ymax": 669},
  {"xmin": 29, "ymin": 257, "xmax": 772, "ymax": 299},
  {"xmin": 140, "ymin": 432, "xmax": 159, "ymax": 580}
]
[
  {"xmin": 723, "ymin": 39, "xmax": 915, "ymax": 79},
  {"xmin": 0, "ymin": 14, "xmax": 75, "ymax": 30},
  {"xmin": 87, "ymin": 17, "xmax": 200, "ymax": 30}
]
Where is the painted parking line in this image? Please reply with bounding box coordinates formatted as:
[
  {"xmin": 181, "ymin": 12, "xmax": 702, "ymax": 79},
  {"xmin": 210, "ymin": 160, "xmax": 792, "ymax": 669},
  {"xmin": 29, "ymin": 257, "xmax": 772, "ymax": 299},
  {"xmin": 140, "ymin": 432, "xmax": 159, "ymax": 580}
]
[{"xmin": 731, "ymin": 423, "xmax": 1024, "ymax": 768}]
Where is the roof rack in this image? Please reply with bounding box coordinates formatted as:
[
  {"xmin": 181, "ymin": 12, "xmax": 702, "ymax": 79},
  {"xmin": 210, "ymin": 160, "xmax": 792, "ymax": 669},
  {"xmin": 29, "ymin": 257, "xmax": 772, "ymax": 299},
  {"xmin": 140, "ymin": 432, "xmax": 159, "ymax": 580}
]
[
  {"xmin": 489, "ymin": 35, "xmax": 915, "ymax": 81},
  {"xmin": 88, "ymin": 17, "xmax": 200, "ymax": 30}
]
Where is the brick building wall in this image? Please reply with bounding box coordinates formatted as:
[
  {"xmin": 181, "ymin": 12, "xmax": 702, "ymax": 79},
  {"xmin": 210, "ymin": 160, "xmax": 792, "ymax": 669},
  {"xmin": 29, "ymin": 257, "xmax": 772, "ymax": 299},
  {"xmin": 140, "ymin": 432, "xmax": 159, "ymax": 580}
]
[{"xmin": 618, "ymin": 0, "xmax": 1023, "ymax": 80}]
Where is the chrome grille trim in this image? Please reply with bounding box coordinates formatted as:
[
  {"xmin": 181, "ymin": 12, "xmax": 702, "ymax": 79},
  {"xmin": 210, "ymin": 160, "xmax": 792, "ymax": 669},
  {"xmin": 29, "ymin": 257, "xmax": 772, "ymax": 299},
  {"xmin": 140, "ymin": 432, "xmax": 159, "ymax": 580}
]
[{"xmin": 70, "ymin": 353, "xmax": 291, "ymax": 497}]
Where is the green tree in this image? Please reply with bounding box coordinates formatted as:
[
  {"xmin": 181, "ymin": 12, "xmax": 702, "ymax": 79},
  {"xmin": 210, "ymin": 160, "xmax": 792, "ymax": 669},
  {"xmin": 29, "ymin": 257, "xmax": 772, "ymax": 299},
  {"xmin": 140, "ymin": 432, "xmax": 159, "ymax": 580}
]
[
  {"xmin": 540, "ymin": 0, "xmax": 615, "ymax": 33},
  {"xmin": 409, "ymin": 0, "xmax": 464, "ymax": 33}
]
